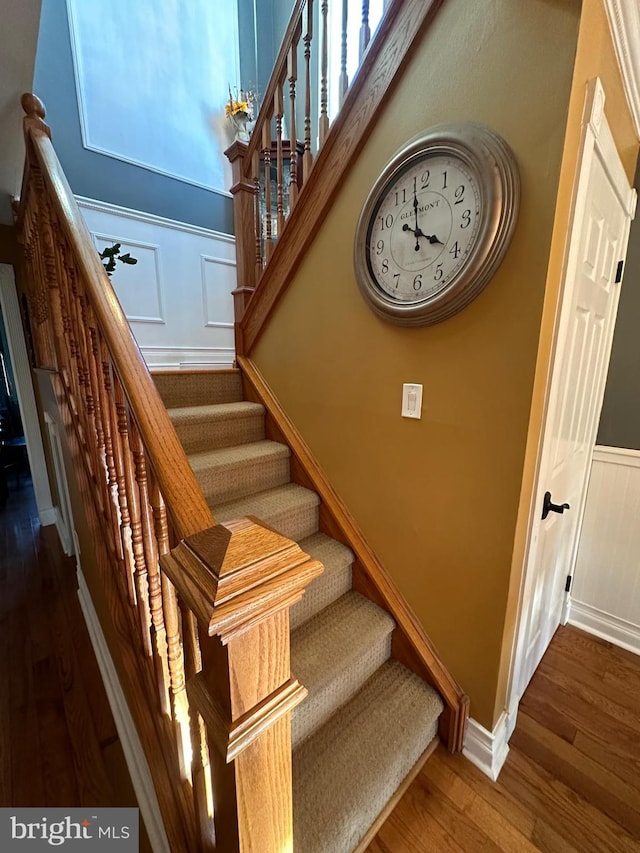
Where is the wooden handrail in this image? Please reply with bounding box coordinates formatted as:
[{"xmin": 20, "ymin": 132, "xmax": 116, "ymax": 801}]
[
  {"xmin": 20, "ymin": 93, "xmax": 214, "ymax": 541},
  {"xmin": 18, "ymin": 93, "xmax": 323, "ymax": 852}
]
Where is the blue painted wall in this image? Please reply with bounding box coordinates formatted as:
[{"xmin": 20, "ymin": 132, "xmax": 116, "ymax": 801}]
[{"xmin": 34, "ymin": 0, "xmax": 234, "ymax": 233}]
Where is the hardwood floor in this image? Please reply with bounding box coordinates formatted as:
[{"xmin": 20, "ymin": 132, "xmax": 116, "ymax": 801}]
[
  {"xmin": 0, "ymin": 478, "xmax": 151, "ymax": 851},
  {"xmin": 368, "ymin": 625, "xmax": 640, "ymax": 852},
  {"xmin": 3, "ymin": 477, "xmax": 640, "ymax": 852}
]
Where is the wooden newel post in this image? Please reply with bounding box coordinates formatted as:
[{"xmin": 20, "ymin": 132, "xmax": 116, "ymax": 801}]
[
  {"xmin": 226, "ymin": 141, "xmax": 258, "ymax": 357},
  {"xmin": 160, "ymin": 516, "xmax": 323, "ymax": 853}
]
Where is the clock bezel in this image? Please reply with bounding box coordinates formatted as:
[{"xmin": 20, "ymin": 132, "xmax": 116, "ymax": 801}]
[{"xmin": 353, "ymin": 123, "xmax": 520, "ymax": 326}]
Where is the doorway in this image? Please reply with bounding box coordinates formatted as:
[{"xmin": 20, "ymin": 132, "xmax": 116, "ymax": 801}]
[{"xmin": 508, "ymin": 78, "xmax": 637, "ymax": 715}]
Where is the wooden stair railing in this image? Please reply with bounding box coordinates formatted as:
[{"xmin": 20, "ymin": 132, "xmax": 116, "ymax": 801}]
[
  {"xmin": 227, "ymin": 0, "xmax": 443, "ymax": 355},
  {"xmin": 17, "ymin": 93, "xmax": 321, "ymax": 853}
]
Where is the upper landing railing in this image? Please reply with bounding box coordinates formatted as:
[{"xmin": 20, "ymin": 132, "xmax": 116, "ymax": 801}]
[{"xmin": 226, "ymin": 0, "xmax": 387, "ymax": 321}]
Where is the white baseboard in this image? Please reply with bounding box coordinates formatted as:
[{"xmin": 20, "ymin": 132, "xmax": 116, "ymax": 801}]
[
  {"xmin": 462, "ymin": 708, "xmax": 514, "ymax": 781},
  {"xmin": 568, "ymin": 598, "xmax": 640, "ymax": 655},
  {"xmin": 39, "ymin": 506, "xmax": 57, "ymax": 527},
  {"xmin": 141, "ymin": 345, "xmax": 235, "ymax": 369},
  {"xmin": 77, "ymin": 568, "xmax": 170, "ymax": 853}
]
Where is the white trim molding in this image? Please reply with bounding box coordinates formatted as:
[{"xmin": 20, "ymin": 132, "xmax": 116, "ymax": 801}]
[
  {"xmin": 0, "ymin": 264, "xmax": 55, "ymax": 525},
  {"xmin": 604, "ymin": 0, "xmax": 640, "ymax": 139},
  {"xmin": 77, "ymin": 566, "xmax": 171, "ymax": 853},
  {"xmin": 462, "ymin": 709, "xmax": 515, "ymax": 782},
  {"xmin": 140, "ymin": 345, "xmax": 235, "ymax": 370},
  {"xmin": 568, "ymin": 599, "xmax": 640, "ymax": 655},
  {"xmin": 76, "ymin": 196, "xmax": 235, "ymax": 243}
]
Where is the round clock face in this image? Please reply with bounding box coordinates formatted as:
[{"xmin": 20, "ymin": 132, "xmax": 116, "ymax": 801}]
[{"xmin": 354, "ymin": 123, "xmax": 520, "ymax": 326}]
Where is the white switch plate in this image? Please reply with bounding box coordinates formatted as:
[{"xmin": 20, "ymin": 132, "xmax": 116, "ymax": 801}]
[{"xmin": 402, "ymin": 383, "xmax": 423, "ymax": 419}]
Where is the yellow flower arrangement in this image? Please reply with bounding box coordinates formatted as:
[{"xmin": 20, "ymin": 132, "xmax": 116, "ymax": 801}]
[{"xmin": 225, "ymin": 86, "xmax": 255, "ymax": 121}]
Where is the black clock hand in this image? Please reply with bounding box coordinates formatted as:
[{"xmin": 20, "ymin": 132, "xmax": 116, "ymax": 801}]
[{"xmin": 405, "ymin": 223, "xmax": 444, "ymax": 246}]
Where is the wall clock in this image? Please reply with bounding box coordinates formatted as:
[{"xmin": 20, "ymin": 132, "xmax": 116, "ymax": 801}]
[{"xmin": 353, "ymin": 122, "xmax": 520, "ymax": 326}]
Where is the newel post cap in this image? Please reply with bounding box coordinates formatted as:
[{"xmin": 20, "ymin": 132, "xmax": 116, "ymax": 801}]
[{"xmin": 160, "ymin": 516, "xmax": 323, "ymax": 643}]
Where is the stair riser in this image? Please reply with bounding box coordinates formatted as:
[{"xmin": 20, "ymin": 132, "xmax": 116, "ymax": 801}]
[
  {"xmin": 291, "ymin": 565, "xmax": 352, "ymax": 630},
  {"xmin": 173, "ymin": 413, "xmax": 265, "ymax": 454},
  {"xmin": 291, "ymin": 632, "xmax": 392, "ymax": 749},
  {"xmin": 197, "ymin": 455, "xmax": 290, "ymax": 505},
  {"xmin": 215, "ymin": 500, "xmax": 319, "ymax": 543},
  {"xmin": 153, "ymin": 371, "xmax": 243, "ymax": 408}
]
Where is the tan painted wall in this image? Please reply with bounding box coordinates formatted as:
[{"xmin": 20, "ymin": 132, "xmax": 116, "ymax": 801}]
[
  {"xmin": 253, "ymin": 0, "xmax": 581, "ymax": 728},
  {"xmin": 496, "ymin": 0, "xmax": 639, "ymax": 722}
]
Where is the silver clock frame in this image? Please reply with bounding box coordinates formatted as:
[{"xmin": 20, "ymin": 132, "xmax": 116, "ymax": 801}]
[{"xmin": 353, "ymin": 122, "xmax": 520, "ymax": 326}]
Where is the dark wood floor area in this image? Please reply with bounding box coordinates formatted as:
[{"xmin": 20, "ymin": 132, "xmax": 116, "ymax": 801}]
[
  {"xmin": 369, "ymin": 625, "xmax": 640, "ymax": 852},
  {"xmin": 4, "ymin": 478, "xmax": 640, "ymax": 852},
  {"xmin": 0, "ymin": 479, "xmax": 150, "ymax": 849}
]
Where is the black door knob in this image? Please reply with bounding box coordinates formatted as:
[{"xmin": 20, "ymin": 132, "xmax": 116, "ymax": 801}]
[{"xmin": 541, "ymin": 491, "xmax": 570, "ymax": 520}]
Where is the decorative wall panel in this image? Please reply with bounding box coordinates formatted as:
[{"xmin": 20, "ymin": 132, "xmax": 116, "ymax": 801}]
[
  {"xmin": 570, "ymin": 445, "xmax": 640, "ymax": 653},
  {"xmin": 79, "ymin": 197, "xmax": 235, "ymax": 368}
]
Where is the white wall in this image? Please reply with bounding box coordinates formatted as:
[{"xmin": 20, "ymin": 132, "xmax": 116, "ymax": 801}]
[
  {"xmin": 570, "ymin": 445, "xmax": 640, "ymax": 654},
  {"xmin": 78, "ymin": 197, "xmax": 236, "ymax": 369}
]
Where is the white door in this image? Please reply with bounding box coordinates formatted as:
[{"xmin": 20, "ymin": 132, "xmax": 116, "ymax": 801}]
[{"xmin": 511, "ymin": 79, "xmax": 636, "ymax": 703}]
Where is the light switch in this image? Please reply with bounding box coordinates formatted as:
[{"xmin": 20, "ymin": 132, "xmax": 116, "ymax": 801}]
[{"xmin": 402, "ymin": 383, "xmax": 423, "ymax": 419}]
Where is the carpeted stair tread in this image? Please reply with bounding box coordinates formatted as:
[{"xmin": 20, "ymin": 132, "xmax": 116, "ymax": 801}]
[
  {"xmin": 153, "ymin": 369, "xmax": 242, "ymax": 408},
  {"xmin": 213, "ymin": 483, "xmax": 320, "ymax": 542},
  {"xmin": 189, "ymin": 440, "xmax": 290, "ymax": 504},
  {"xmin": 291, "ymin": 592, "xmax": 394, "ymax": 747},
  {"xmin": 293, "ymin": 659, "xmax": 444, "ymax": 853},
  {"xmin": 291, "ymin": 533, "xmax": 353, "ymax": 630},
  {"xmin": 168, "ymin": 401, "xmax": 265, "ymax": 452}
]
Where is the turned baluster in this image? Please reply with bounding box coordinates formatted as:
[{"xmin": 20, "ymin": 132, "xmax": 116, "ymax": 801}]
[
  {"xmin": 81, "ymin": 308, "xmax": 114, "ymax": 523},
  {"xmin": 113, "ymin": 376, "xmax": 153, "ymax": 656},
  {"xmin": 262, "ymin": 120, "xmax": 274, "ymax": 260},
  {"xmin": 360, "ymin": 0, "xmax": 371, "ymax": 59},
  {"xmin": 319, "ymin": 0, "xmax": 330, "ymax": 144},
  {"xmin": 275, "ymin": 83, "xmax": 285, "ymax": 237},
  {"xmin": 287, "ymin": 38, "xmax": 299, "ymax": 210},
  {"xmin": 150, "ymin": 483, "xmax": 190, "ymax": 776},
  {"xmin": 339, "ymin": 0, "xmax": 349, "ymax": 106},
  {"xmin": 181, "ymin": 603, "xmax": 215, "ymax": 850},
  {"xmin": 303, "ymin": 0, "xmax": 314, "ymax": 177},
  {"xmin": 253, "ymin": 149, "xmax": 263, "ymax": 278},
  {"xmin": 149, "ymin": 478, "xmax": 172, "ymax": 715},
  {"xmin": 104, "ymin": 365, "xmax": 137, "ymax": 606},
  {"xmin": 96, "ymin": 336, "xmax": 127, "ymax": 566}
]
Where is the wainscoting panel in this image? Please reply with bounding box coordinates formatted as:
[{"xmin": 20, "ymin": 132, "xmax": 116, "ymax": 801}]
[
  {"xmin": 78, "ymin": 197, "xmax": 236, "ymax": 368},
  {"xmin": 570, "ymin": 445, "xmax": 640, "ymax": 653}
]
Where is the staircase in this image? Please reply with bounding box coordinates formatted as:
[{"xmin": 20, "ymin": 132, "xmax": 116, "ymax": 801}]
[{"xmin": 155, "ymin": 368, "xmax": 444, "ymax": 852}]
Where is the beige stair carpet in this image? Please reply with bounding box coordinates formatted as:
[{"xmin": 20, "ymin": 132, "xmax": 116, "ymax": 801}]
[
  {"xmin": 291, "ymin": 591, "xmax": 394, "ymax": 747},
  {"xmin": 168, "ymin": 401, "xmax": 265, "ymax": 453},
  {"xmin": 293, "ymin": 659, "xmax": 444, "ymax": 853},
  {"xmin": 214, "ymin": 483, "xmax": 320, "ymax": 543},
  {"xmin": 154, "ymin": 369, "xmax": 447, "ymax": 853}
]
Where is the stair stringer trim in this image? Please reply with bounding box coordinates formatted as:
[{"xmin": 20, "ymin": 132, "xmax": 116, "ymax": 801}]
[{"xmin": 238, "ymin": 355, "xmax": 469, "ymax": 752}]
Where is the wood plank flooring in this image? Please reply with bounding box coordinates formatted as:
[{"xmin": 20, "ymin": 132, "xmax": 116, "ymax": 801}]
[
  {"xmin": 0, "ymin": 479, "xmax": 151, "ymax": 851},
  {"xmin": 3, "ymin": 477, "xmax": 640, "ymax": 852},
  {"xmin": 368, "ymin": 625, "xmax": 640, "ymax": 852}
]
